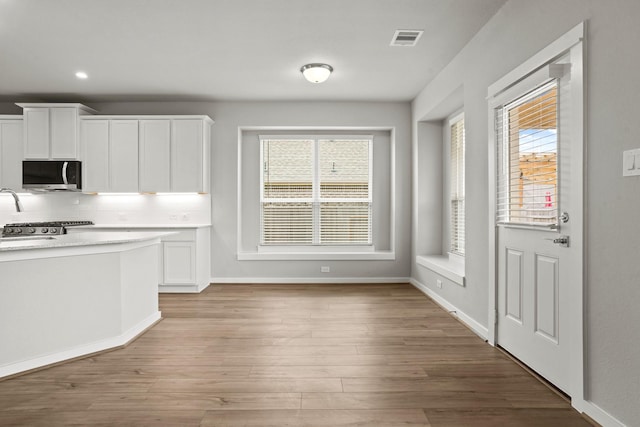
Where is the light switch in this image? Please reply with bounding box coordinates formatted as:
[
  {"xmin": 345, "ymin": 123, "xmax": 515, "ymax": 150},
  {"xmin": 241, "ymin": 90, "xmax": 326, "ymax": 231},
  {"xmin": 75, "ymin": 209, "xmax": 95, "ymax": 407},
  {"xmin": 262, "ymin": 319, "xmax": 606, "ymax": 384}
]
[
  {"xmin": 623, "ymin": 149, "xmax": 640, "ymax": 177},
  {"xmin": 624, "ymin": 152, "xmax": 635, "ymax": 170}
]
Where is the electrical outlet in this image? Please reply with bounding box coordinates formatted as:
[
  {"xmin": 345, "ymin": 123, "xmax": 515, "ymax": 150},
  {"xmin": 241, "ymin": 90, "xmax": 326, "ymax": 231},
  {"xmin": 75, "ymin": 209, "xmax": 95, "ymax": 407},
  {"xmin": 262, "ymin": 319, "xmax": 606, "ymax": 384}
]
[
  {"xmin": 436, "ymin": 279, "xmax": 443, "ymax": 289},
  {"xmin": 321, "ymin": 266, "xmax": 330, "ymax": 273}
]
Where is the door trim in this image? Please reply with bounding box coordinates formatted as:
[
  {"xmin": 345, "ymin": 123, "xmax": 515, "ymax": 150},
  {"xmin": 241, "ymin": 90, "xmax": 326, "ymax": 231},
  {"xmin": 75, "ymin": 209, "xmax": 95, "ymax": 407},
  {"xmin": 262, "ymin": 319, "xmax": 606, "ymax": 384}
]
[{"xmin": 487, "ymin": 22, "xmax": 585, "ymax": 407}]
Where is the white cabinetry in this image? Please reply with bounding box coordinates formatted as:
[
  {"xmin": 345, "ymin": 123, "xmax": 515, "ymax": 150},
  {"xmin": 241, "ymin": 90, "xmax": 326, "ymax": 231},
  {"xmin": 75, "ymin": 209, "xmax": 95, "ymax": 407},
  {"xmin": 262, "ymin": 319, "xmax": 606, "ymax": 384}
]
[
  {"xmin": 110, "ymin": 121, "xmax": 139, "ymax": 192},
  {"xmin": 140, "ymin": 117, "xmax": 212, "ymax": 193},
  {"xmin": 82, "ymin": 115, "xmax": 212, "ymax": 194},
  {"xmin": 81, "ymin": 120, "xmax": 109, "ymax": 192},
  {"xmin": 139, "ymin": 120, "xmax": 171, "ymax": 192},
  {"xmin": 171, "ymin": 119, "xmax": 210, "ymax": 192},
  {"xmin": 71, "ymin": 226, "xmax": 211, "ymax": 293},
  {"xmin": 18, "ymin": 103, "xmax": 96, "ymax": 160},
  {"xmin": 162, "ymin": 236, "xmax": 197, "ymax": 285},
  {"xmin": 0, "ymin": 117, "xmax": 23, "ymax": 190},
  {"xmin": 157, "ymin": 228, "xmax": 210, "ymax": 292},
  {"xmin": 81, "ymin": 119, "xmax": 139, "ymax": 192}
]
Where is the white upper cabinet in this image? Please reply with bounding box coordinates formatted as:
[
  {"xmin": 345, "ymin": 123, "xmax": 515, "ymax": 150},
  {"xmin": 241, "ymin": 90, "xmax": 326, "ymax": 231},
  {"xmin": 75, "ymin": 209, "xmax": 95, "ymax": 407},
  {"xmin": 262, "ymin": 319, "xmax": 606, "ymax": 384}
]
[
  {"xmin": 110, "ymin": 120, "xmax": 139, "ymax": 192},
  {"xmin": 18, "ymin": 103, "xmax": 96, "ymax": 160},
  {"xmin": 50, "ymin": 108, "xmax": 80, "ymax": 159},
  {"xmin": 0, "ymin": 117, "xmax": 23, "ymax": 190},
  {"xmin": 81, "ymin": 119, "xmax": 139, "ymax": 193},
  {"xmin": 171, "ymin": 119, "xmax": 210, "ymax": 193},
  {"xmin": 81, "ymin": 115, "xmax": 212, "ymax": 193},
  {"xmin": 22, "ymin": 109, "xmax": 49, "ymax": 159},
  {"xmin": 81, "ymin": 120, "xmax": 110, "ymax": 192},
  {"xmin": 140, "ymin": 117, "xmax": 212, "ymax": 193},
  {"xmin": 139, "ymin": 119, "xmax": 171, "ymax": 193}
]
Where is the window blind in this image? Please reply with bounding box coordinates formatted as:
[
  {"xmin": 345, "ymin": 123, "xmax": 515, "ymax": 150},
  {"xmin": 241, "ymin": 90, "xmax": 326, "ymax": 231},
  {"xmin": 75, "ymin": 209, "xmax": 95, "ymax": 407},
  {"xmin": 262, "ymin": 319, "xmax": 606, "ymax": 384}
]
[
  {"xmin": 496, "ymin": 81, "xmax": 558, "ymax": 227},
  {"xmin": 261, "ymin": 137, "xmax": 372, "ymax": 246},
  {"xmin": 450, "ymin": 117, "xmax": 465, "ymax": 255}
]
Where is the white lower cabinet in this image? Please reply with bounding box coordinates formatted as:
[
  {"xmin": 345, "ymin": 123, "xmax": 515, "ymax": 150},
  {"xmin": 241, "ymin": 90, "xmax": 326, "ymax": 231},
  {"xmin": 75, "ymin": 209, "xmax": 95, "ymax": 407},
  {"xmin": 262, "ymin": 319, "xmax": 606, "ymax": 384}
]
[
  {"xmin": 71, "ymin": 226, "xmax": 210, "ymax": 293},
  {"xmin": 163, "ymin": 241, "xmax": 196, "ymax": 283},
  {"xmin": 159, "ymin": 228, "xmax": 210, "ymax": 293}
]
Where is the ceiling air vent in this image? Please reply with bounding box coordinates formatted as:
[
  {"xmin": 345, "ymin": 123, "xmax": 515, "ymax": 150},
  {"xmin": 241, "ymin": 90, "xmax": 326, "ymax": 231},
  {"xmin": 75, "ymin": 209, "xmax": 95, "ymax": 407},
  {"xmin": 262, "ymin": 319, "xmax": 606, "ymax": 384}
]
[{"xmin": 390, "ymin": 29, "xmax": 424, "ymax": 47}]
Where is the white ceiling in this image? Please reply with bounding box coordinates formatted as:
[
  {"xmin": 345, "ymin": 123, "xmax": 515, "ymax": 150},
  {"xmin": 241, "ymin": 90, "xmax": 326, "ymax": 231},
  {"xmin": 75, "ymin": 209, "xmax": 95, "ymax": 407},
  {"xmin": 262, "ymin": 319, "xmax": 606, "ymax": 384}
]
[{"xmin": 0, "ymin": 0, "xmax": 506, "ymax": 103}]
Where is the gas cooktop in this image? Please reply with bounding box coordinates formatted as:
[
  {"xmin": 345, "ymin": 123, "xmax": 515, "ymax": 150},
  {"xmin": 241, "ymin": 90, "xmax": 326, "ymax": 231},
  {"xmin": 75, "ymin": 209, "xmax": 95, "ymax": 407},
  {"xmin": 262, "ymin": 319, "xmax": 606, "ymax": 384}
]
[{"xmin": 2, "ymin": 220, "xmax": 94, "ymax": 236}]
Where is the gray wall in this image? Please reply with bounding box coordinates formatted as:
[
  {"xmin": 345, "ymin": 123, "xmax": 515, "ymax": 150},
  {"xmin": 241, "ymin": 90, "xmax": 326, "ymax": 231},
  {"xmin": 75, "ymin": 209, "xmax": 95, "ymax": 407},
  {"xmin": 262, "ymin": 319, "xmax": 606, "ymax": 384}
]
[{"xmin": 412, "ymin": 0, "xmax": 640, "ymax": 423}]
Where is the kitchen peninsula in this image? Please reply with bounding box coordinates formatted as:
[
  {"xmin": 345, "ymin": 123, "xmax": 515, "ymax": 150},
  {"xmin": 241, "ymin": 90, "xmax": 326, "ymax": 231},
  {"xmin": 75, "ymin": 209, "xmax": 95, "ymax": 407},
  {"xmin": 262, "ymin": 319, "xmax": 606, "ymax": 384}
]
[{"xmin": 0, "ymin": 231, "xmax": 167, "ymax": 379}]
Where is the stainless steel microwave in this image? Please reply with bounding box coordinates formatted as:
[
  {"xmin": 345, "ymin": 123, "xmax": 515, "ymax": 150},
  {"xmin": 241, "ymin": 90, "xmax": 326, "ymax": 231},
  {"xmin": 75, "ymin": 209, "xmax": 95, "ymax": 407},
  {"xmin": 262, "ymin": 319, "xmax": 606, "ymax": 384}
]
[{"xmin": 22, "ymin": 161, "xmax": 82, "ymax": 191}]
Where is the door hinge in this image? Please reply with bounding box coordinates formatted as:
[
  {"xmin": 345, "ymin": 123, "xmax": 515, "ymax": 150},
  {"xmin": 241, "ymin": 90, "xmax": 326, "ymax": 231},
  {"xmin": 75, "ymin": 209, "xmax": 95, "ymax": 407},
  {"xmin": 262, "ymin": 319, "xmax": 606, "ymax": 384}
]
[{"xmin": 494, "ymin": 309, "xmax": 499, "ymax": 325}]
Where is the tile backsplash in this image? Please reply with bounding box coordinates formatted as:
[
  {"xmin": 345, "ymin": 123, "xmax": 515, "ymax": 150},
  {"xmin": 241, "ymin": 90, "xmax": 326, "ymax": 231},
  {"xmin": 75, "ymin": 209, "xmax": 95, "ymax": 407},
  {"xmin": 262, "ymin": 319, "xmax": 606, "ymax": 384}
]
[{"xmin": 0, "ymin": 192, "xmax": 211, "ymax": 226}]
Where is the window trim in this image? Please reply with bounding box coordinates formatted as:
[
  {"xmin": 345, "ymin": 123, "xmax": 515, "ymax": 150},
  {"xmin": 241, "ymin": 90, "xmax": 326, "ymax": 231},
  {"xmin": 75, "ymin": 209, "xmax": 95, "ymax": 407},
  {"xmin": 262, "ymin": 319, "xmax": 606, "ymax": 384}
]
[{"xmin": 236, "ymin": 126, "xmax": 396, "ymax": 262}]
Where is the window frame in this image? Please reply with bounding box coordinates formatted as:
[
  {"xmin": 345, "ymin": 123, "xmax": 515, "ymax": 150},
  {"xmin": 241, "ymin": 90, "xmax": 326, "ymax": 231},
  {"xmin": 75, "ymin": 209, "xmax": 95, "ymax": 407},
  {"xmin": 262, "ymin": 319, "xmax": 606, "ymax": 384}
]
[
  {"xmin": 496, "ymin": 80, "xmax": 559, "ymax": 229},
  {"xmin": 446, "ymin": 112, "xmax": 465, "ymax": 257},
  {"xmin": 258, "ymin": 134, "xmax": 374, "ymax": 249}
]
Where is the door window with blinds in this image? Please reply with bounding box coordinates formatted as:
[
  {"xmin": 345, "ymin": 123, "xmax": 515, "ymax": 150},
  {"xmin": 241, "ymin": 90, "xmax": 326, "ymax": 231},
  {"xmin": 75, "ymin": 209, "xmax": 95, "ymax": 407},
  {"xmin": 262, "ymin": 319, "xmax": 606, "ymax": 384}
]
[
  {"xmin": 496, "ymin": 80, "xmax": 558, "ymax": 227},
  {"xmin": 260, "ymin": 136, "xmax": 372, "ymax": 246},
  {"xmin": 449, "ymin": 115, "xmax": 465, "ymax": 255}
]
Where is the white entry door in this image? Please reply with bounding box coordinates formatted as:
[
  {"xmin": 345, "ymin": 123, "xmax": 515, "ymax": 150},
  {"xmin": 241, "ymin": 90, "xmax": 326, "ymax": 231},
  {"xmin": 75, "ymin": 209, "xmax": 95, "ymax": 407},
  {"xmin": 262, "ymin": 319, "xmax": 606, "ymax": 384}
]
[{"xmin": 493, "ymin": 49, "xmax": 583, "ymax": 395}]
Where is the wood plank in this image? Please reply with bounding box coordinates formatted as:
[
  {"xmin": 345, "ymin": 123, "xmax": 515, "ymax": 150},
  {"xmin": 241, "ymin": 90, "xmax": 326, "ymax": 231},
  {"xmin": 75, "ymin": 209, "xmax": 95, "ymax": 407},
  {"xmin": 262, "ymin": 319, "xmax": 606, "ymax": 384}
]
[
  {"xmin": 200, "ymin": 409, "xmax": 430, "ymax": 426},
  {"xmin": 149, "ymin": 378, "xmax": 343, "ymax": 393},
  {"xmin": 88, "ymin": 392, "xmax": 302, "ymax": 411},
  {"xmin": 249, "ymin": 365, "xmax": 427, "ymax": 379},
  {"xmin": 423, "ymin": 408, "xmax": 592, "ymax": 427}
]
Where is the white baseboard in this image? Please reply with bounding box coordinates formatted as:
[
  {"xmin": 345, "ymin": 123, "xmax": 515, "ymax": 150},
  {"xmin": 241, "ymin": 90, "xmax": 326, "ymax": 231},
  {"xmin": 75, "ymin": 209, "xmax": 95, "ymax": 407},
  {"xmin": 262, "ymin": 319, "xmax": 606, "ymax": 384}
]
[
  {"xmin": 210, "ymin": 277, "xmax": 411, "ymax": 284},
  {"xmin": 0, "ymin": 311, "xmax": 161, "ymax": 380},
  {"xmin": 159, "ymin": 282, "xmax": 210, "ymax": 293},
  {"xmin": 573, "ymin": 399, "xmax": 627, "ymax": 427},
  {"xmin": 409, "ymin": 278, "xmax": 488, "ymax": 340}
]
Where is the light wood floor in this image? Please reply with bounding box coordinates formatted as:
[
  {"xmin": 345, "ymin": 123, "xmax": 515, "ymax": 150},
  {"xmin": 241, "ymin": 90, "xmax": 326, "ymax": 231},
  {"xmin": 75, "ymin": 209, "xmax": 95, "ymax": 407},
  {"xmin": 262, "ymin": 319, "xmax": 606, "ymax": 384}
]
[{"xmin": 0, "ymin": 283, "xmax": 592, "ymax": 426}]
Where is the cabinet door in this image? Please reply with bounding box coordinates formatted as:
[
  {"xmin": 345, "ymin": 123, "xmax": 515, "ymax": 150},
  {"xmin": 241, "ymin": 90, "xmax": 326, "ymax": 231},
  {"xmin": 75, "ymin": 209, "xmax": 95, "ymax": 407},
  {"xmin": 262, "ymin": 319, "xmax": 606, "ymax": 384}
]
[
  {"xmin": 139, "ymin": 120, "xmax": 170, "ymax": 192},
  {"xmin": 50, "ymin": 108, "xmax": 78, "ymax": 159},
  {"xmin": 162, "ymin": 241, "xmax": 196, "ymax": 284},
  {"xmin": 110, "ymin": 120, "xmax": 139, "ymax": 192},
  {"xmin": 81, "ymin": 120, "xmax": 110, "ymax": 192},
  {"xmin": 23, "ymin": 108, "xmax": 49, "ymax": 159},
  {"xmin": 0, "ymin": 120, "xmax": 23, "ymax": 190},
  {"xmin": 171, "ymin": 119, "xmax": 203, "ymax": 192}
]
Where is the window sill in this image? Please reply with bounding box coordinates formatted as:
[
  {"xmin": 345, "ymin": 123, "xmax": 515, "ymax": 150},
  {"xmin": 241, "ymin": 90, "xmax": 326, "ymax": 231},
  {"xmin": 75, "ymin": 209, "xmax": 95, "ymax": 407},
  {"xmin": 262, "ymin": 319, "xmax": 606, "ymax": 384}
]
[
  {"xmin": 416, "ymin": 254, "xmax": 465, "ymax": 287},
  {"xmin": 238, "ymin": 251, "xmax": 395, "ymax": 261}
]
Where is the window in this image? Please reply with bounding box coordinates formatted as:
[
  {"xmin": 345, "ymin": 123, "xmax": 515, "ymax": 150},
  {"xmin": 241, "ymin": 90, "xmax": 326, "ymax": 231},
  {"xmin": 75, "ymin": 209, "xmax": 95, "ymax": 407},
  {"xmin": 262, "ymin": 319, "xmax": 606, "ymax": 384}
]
[
  {"xmin": 449, "ymin": 115, "xmax": 465, "ymax": 255},
  {"xmin": 260, "ymin": 136, "xmax": 372, "ymax": 246},
  {"xmin": 496, "ymin": 81, "xmax": 558, "ymax": 227}
]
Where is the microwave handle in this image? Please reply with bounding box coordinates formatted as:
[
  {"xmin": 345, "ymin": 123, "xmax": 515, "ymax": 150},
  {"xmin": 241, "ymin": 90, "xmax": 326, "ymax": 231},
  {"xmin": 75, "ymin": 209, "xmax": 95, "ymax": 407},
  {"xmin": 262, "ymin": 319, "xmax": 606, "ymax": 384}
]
[{"xmin": 62, "ymin": 161, "xmax": 69, "ymax": 185}]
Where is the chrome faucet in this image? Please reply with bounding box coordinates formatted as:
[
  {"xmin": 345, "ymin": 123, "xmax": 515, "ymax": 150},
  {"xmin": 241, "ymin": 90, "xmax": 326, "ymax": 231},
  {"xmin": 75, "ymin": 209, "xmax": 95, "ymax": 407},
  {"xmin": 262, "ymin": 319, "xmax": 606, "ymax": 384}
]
[{"xmin": 0, "ymin": 188, "xmax": 23, "ymax": 212}]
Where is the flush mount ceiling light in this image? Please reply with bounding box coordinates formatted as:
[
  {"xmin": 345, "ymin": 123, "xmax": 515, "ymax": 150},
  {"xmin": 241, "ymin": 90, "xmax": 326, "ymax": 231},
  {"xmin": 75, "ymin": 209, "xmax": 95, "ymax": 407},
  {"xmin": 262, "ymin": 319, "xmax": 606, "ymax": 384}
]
[
  {"xmin": 300, "ymin": 63, "xmax": 333, "ymax": 83},
  {"xmin": 75, "ymin": 71, "xmax": 88, "ymax": 79}
]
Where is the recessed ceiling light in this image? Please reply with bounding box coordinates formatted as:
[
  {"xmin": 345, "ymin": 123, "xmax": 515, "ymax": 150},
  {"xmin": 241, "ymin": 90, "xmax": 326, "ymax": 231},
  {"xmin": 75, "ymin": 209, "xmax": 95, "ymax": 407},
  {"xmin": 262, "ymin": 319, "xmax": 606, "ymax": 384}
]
[{"xmin": 75, "ymin": 71, "xmax": 88, "ymax": 79}]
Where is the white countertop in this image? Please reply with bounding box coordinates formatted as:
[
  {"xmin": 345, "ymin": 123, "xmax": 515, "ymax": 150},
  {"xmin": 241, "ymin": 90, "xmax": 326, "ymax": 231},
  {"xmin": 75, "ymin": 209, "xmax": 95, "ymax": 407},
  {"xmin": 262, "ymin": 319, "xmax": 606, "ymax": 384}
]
[{"xmin": 0, "ymin": 231, "xmax": 171, "ymax": 252}]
